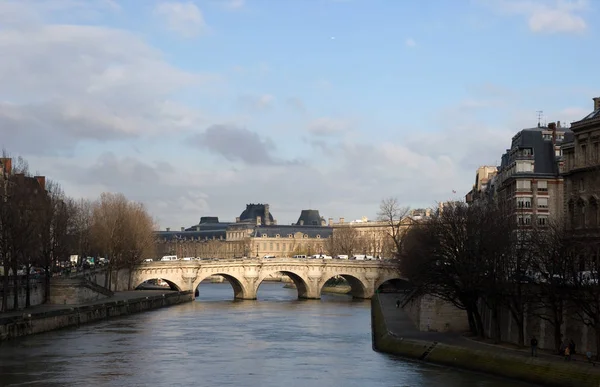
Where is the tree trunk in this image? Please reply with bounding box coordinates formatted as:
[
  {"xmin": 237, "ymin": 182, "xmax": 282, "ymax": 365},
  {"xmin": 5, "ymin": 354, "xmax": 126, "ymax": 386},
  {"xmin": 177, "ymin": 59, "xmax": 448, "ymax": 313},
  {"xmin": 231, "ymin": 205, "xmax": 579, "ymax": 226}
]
[
  {"xmin": 492, "ymin": 304, "xmax": 502, "ymax": 344},
  {"xmin": 1, "ymin": 262, "xmax": 9, "ymax": 312},
  {"xmin": 473, "ymin": 306, "xmax": 485, "ymax": 338},
  {"xmin": 12, "ymin": 267, "xmax": 18, "ymax": 310},
  {"xmin": 44, "ymin": 266, "xmax": 51, "ymax": 303},
  {"xmin": 113, "ymin": 269, "xmax": 119, "ymax": 292},
  {"xmin": 25, "ymin": 267, "xmax": 31, "ymax": 307},
  {"xmin": 127, "ymin": 267, "xmax": 132, "ymax": 290},
  {"xmin": 467, "ymin": 308, "xmax": 476, "ymax": 334},
  {"xmin": 104, "ymin": 264, "xmax": 110, "ymax": 288}
]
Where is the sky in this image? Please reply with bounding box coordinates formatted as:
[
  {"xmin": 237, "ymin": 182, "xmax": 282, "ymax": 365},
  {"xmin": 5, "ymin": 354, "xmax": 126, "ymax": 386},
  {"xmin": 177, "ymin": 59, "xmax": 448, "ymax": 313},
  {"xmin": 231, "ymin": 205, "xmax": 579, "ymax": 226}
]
[{"xmin": 0, "ymin": 0, "xmax": 599, "ymax": 229}]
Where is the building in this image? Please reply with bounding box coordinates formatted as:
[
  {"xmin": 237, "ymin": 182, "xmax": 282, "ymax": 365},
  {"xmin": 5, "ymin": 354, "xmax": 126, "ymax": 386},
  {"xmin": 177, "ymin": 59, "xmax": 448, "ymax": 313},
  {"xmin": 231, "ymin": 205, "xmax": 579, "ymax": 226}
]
[
  {"xmin": 466, "ymin": 166, "xmax": 498, "ymax": 204},
  {"xmin": 155, "ymin": 204, "xmax": 332, "ymax": 259},
  {"xmin": 561, "ymin": 97, "xmax": 600, "ymax": 237},
  {"xmin": 495, "ymin": 122, "xmax": 570, "ymax": 227}
]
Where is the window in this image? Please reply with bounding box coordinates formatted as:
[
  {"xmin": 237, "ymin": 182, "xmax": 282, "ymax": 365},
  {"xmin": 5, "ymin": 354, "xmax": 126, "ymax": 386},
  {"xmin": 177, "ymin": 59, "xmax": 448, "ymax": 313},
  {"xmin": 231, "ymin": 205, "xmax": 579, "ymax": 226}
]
[
  {"xmin": 555, "ymin": 149, "xmax": 562, "ymax": 157},
  {"xmin": 516, "ymin": 180, "xmax": 531, "ymax": 190},
  {"xmin": 516, "ymin": 162, "xmax": 534, "ymax": 173},
  {"xmin": 262, "ymin": 242, "xmax": 266, "ymax": 250},
  {"xmin": 517, "ymin": 197, "xmax": 532, "ymax": 208},
  {"xmin": 595, "ymin": 143, "xmax": 600, "ymax": 162},
  {"xmin": 522, "ymin": 148, "xmax": 533, "ymax": 156},
  {"xmin": 275, "ymin": 234, "xmax": 280, "ymax": 238},
  {"xmin": 579, "ymin": 178, "xmax": 585, "ymax": 192},
  {"xmin": 517, "ymin": 215, "xmax": 531, "ymax": 225},
  {"xmin": 276, "ymin": 243, "xmax": 279, "ymax": 251},
  {"xmin": 543, "ymin": 133, "xmax": 552, "ymax": 140},
  {"xmin": 537, "ymin": 197, "xmax": 548, "ymax": 208},
  {"xmin": 582, "ymin": 144, "xmax": 587, "ymax": 164},
  {"xmin": 282, "ymin": 243, "xmax": 287, "ymax": 251},
  {"xmin": 537, "ymin": 180, "xmax": 548, "ymax": 191},
  {"xmin": 537, "ymin": 216, "xmax": 548, "ymax": 226},
  {"xmin": 316, "ymin": 235, "xmax": 321, "ymax": 239}
]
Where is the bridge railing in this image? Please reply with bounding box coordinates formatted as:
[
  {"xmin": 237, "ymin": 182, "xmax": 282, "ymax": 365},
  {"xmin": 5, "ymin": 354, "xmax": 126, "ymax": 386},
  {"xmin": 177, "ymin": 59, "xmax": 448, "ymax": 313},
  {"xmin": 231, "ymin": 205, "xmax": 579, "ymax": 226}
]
[{"xmin": 138, "ymin": 257, "xmax": 397, "ymax": 266}]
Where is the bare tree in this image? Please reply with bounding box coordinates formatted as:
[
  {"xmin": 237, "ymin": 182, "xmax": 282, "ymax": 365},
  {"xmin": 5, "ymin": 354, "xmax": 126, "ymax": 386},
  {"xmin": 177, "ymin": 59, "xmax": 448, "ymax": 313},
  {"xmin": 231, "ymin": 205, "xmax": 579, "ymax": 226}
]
[
  {"xmin": 123, "ymin": 202, "xmax": 156, "ymax": 289},
  {"xmin": 326, "ymin": 226, "xmax": 360, "ymax": 257},
  {"xmin": 377, "ymin": 197, "xmax": 410, "ymax": 258}
]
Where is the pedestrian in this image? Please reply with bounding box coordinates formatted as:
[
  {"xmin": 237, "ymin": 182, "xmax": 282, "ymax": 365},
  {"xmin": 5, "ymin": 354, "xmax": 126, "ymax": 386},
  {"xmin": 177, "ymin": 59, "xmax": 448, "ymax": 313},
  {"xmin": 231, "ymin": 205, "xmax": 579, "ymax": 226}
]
[
  {"xmin": 586, "ymin": 350, "xmax": 594, "ymax": 365},
  {"xmin": 565, "ymin": 345, "xmax": 571, "ymax": 361},
  {"xmin": 530, "ymin": 336, "xmax": 538, "ymax": 357},
  {"xmin": 395, "ymin": 299, "xmax": 400, "ymax": 308},
  {"xmin": 569, "ymin": 339, "xmax": 576, "ymax": 356}
]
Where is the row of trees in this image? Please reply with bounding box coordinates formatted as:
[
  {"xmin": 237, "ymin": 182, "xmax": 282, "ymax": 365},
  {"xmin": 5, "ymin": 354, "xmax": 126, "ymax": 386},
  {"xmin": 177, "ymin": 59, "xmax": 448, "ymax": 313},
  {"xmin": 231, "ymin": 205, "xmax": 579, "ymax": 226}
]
[
  {"xmin": 399, "ymin": 200, "xmax": 600, "ymax": 356},
  {"xmin": 0, "ymin": 154, "xmax": 156, "ymax": 311}
]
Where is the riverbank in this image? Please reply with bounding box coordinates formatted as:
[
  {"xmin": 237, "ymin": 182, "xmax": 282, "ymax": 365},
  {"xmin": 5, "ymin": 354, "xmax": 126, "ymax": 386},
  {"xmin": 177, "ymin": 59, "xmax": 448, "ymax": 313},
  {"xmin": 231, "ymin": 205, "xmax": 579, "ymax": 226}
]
[
  {"xmin": 372, "ymin": 293, "xmax": 600, "ymax": 387},
  {"xmin": 282, "ymin": 283, "xmax": 351, "ymax": 295},
  {"xmin": 0, "ymin": 290, "xmax": 193, "ymax": 342}
]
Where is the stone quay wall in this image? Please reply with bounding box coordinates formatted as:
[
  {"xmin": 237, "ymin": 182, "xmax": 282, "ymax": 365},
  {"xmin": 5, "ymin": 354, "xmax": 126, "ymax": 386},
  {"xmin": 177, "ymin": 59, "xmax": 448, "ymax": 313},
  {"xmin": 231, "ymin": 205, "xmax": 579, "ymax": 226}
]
[
  {"xmin": 371, "ymin": 293, "xmax": 600, "ymax": 387},
  {"xmin": 0, "ymin": 291, "xmax": 193, "ymax": 342}
]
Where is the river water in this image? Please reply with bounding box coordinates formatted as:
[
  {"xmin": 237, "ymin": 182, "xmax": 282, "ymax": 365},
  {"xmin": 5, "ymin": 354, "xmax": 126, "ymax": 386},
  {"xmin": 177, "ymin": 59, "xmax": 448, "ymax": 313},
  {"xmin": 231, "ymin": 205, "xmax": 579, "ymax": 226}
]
[{"xmin": 0, "ymin": 282, "xmax": 536, "ymax": 387}]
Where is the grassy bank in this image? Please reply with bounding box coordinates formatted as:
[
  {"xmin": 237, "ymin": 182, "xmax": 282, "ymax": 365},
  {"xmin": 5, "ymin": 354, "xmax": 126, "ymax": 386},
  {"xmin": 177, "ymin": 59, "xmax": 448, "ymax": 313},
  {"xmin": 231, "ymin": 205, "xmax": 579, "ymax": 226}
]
[{"xmin": 371, "ymin": 294, "xmax": 600, "ymax": 387}]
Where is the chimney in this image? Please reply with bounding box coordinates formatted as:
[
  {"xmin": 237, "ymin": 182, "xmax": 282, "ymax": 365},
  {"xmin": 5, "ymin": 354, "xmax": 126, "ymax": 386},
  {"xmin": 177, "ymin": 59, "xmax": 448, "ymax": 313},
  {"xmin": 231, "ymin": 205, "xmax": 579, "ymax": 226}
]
[
  {"xmin": 166, "ymin": 227, "xmax": 170, "ymax": 232},
  {"xmin": 264, "ymin": 204, "xmax": 270, "ymax": 226},
  {"xmin": 0, "ymin": 158, "xmax": 11, "ymax": 176},
  {"xmin": 34, "ymin": 176, "xmax": 46, "ymax": 191},
  {"xmin": 594, "ymin": 97, "xmax": 600, "ymax": 111},
  {"xmin": 340, "ymin": 217, "xmax": 345, "ymax": 224},
  {"xmin": 181, "ymin": 227, "xmax": 185, "ymax": 232},
  {"xmin": 273, "ymin": 219, "xmax": 277, "ymax": 225},
  {"xmin": 328, "ymin": 217, "xmax": 333, "ymax": 226},
  {"xmin": 300, "ymin": 220, "xmax": 304, "ymax": 226},
  {"xmin": 557, "ymin": 121, "xmax": 561, "ymax": 128},
  {"xmin": 256, "ymin": 216, "xmax": 261, "ymax": 226},
  {"xmin": 196, "ymin": 226, "xmax": 200, "ymax": 231},
  {"xmin": 549, "ymin": 122, "xmax": 557, "ymax": 145},
  {"xmin": 235, "ymin": 217, "xmax": 240, "ymax": 223}
]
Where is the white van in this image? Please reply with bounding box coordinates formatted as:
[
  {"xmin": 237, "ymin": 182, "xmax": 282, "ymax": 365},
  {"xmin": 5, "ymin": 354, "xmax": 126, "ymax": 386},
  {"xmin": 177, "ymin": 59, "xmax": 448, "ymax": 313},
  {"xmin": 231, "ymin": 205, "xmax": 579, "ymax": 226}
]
[
  {"xmin": 160, "ymin": 255, "xmax": 178, "ymax": 261},
  {"xmin": 336, "ymin": 255, "xmax": 349, "ymax": 260},
  {"xmin": 351, "ymin": 255, "xmax": 366, "ymax": 260},
  {"xmin": 263, "ymin": 255, "xmax": 276, "ymax": 259}
]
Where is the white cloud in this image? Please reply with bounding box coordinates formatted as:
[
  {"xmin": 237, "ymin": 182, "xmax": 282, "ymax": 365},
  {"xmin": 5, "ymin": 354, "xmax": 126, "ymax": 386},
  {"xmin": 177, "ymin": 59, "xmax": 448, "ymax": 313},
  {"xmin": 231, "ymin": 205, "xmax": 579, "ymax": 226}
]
[
  {"xmin": 225, "ymin": 0, "xmax": 245, "ymax": 10},
  {"xmin": 405, "ymin": 38, "xmax": 417, "ymax": 47},
  {"xmin": 236, "ymin": 94, "xmax": 275, "ymax": 111},
  {"xmin": 307, "ymin": 117, "xmax": 352, "ymax": 136},
  {"xmin": 154, "ymin": 1, "xmax": 207, "ymax": 38},
  {"xmin": 481, "ymin": 0, "xmax": 589, "ymax": 33}
]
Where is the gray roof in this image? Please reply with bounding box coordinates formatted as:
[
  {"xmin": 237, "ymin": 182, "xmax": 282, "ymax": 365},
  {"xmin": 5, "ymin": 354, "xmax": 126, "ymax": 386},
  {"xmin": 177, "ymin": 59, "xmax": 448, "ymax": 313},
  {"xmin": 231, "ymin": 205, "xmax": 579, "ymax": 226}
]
[
  {"xmin": 252, "ymin": 225, "xmax": 332, "ymax": 238},
  {"xmin": 499, "ymin": 127, "xmax": 571, "ymax": 177},
  {"xmin": 157, "ymin": 229, "xmax": 226, "ymax": 241},
  {"xmin": 296, "ymin": 209, "xmax": 323, "ymax": 226},
  {"xmin": 239, "ymin": 203, "xmax": 274, "ymax": 223}
]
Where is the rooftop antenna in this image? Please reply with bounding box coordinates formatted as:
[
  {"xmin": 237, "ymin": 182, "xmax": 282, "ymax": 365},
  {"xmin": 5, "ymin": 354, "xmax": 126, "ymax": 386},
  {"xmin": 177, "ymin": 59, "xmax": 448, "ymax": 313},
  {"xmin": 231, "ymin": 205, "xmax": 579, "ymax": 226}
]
[{"xmin": 536, "ymin": 110, "xmax": 543, "ymax": 128}]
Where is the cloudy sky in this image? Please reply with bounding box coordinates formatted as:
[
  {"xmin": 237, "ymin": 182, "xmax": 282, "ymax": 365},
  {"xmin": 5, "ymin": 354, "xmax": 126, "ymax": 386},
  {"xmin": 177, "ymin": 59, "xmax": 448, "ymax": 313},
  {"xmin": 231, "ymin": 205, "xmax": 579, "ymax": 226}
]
[{"xmin": 1, "ymin": 0, "xmax": 599, "ymax": 229}]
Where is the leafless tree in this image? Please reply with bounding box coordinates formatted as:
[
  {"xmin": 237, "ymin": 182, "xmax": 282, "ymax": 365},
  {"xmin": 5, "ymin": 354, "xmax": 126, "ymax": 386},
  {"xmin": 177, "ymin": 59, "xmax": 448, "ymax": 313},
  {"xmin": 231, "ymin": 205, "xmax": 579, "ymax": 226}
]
[
  {"xmin": 377, "ymin": 197, "xmax": 410, "ymax": 258},
  {"xmin": 326, "ymin": 226, "xmax": 360, "ymax": 256},
  {"xmin": 122, "ymin": 202, "xmax": 156, "ymax": 289}
]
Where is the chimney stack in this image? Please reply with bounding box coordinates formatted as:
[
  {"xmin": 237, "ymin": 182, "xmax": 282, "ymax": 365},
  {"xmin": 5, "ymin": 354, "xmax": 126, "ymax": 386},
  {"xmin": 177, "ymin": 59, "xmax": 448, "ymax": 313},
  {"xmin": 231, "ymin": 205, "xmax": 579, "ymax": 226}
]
[
  {"xmin": 299, "ymin": 220, "xmax": 304, "ymax": 226},
  {"xmin": 549, "ymin": 122, "xmax": 557, "ymax": 145},
  {"xmin": 557, "ymin": 121, "xmax": 561, "ymax": 128},
  {"xmin": 328, "ymin": 217, "xmax": 333, "ymax": 226},
  {"xmin": 235, "ymin": 217, "xmax": 240, "ymax": 223},
  {"xmin": 264, "ymin": 204, "xmax": 270, "ymax": 226},
  {"xmin": 340, "ymin": 217, "xmax": 345, "ymax": 224},
  {"xmin": 181, "ymin": 227, "xmax": 185, "ymax": 232},
  {"xmin": 0, "ymin": 158, "xmax": 11, "ymax": 176},
  {"xmin": 594, "ymin": 97, "xmax": 600, "ymax": 111},
  {"xmin": 166, "ymin": 227, "xmax": 170, "ymax": 232},
  {"xmin": 256, "ymin": 216, "xmax": 261, "ymax": 226},
  {"xmin": 196, "ymin": 226, "xmax": 200, "ymax": 231},
  {"xmin": 34, "ymin": 176, "xmax": 46, "ymax": 191}
]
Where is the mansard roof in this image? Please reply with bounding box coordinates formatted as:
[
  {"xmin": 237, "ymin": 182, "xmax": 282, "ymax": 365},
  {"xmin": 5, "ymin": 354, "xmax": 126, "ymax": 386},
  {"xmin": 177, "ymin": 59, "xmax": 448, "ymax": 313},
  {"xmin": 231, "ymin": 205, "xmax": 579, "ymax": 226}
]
[{"xmin": 252, "ymin": 225, "xmax": 332, "ymax": 238}]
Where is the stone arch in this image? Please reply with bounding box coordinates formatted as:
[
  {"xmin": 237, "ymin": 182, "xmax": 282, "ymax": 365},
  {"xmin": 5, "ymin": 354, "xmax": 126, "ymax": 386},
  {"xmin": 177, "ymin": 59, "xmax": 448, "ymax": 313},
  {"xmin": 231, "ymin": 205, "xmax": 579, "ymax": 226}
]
[
  {"xmin": 255, "ymin": 270, "xmax": 313, "ymax": 299},
  {"xmin": 374, "ymin": 273, "xmax": 411, "ymax": 293},
  {"xmin": 135, "ymin": 277, "xmax": 182, "ymax": 291},
  {"xmin": 193, "ymin": 271, "xmax": 251, "ymax": 300},
  {"xmin": 133, "ymin": 269, "xmax": 185, "ymax": 291},
  {"xmin": 319, "ymin": 273, "xmax": 370, "ymax": 299}
]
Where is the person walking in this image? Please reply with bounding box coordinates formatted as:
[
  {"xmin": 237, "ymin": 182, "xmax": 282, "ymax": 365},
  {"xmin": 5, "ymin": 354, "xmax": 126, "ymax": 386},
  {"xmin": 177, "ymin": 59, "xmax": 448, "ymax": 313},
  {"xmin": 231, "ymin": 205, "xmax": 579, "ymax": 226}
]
[
  {"xmin": 565, "ymin": 345, "xmax": 571, "ymax": 361},
  {"xmin": 395, "ymin": 299, "xmax": 400, "ymax": 308},
  {"xmin": 530, "ymin": 336, "xmax": 538, "ymax": 357}
]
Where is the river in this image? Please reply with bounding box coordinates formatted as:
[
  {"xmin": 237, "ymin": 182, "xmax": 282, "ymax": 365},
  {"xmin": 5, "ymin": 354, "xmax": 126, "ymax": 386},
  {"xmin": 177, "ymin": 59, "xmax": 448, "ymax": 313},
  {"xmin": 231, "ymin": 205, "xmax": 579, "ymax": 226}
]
[{"xmin": 0, "ymin": 282, "xmax": 537, "ymax": 387}]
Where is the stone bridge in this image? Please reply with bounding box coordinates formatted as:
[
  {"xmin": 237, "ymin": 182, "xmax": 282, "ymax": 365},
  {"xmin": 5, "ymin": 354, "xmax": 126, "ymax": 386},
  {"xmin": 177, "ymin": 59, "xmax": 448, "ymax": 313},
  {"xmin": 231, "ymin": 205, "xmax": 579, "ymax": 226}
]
[{"xmin": 126, "ymin": 258, "xmax": 403, "ymax": 300}]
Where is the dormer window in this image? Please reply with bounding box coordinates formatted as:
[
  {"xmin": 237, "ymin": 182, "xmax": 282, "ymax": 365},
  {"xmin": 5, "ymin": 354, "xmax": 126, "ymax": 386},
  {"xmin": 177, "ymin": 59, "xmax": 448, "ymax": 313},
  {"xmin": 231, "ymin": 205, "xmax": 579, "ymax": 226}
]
[{"xmin": 275, "ymin": 234, "xmax": 280, "ymax": 238}]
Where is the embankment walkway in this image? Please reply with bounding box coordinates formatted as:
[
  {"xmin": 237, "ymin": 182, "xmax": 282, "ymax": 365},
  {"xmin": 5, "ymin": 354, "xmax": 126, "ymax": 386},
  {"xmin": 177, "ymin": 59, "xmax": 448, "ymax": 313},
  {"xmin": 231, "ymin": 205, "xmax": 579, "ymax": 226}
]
[{"xmin": 374, "ymin": 293, "xmax": 600, "ymax": 387}]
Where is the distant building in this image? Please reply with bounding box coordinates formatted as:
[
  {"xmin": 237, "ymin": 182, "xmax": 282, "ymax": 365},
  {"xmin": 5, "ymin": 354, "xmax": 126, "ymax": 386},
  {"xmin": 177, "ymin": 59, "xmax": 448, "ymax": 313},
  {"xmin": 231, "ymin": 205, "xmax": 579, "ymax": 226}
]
[
  {"xmin": 495, "ymin": 122, "xmax": 570, "ymax": 227},
  {"xmin": 561, "ymin": 97, "xmax": 600, "ymax": 238},
  {"xmin": 466, "ymin": 166, "xmax": 498, "ymax": 204},
  {"xmin": 155, "ymin": 204, "xmax": 331, "ymax": 258}
]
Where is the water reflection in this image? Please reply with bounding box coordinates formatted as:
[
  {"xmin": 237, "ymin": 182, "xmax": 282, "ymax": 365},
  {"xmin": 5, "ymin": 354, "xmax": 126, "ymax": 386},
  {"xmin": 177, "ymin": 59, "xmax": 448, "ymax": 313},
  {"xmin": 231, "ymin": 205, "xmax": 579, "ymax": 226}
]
[{"xmin": 0, "ymin": 282, "xmax": 537, "ymax": 387}]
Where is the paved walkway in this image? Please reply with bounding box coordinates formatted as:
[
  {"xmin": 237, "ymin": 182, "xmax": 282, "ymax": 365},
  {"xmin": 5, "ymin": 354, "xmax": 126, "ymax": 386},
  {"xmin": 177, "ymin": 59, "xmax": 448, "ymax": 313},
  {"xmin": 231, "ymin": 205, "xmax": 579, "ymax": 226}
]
[
  {"xmin": 0, "ymin": 290, "xmax": 178, "ymax": 320},
  {"xmin": 379, "ymin": 293, "xmax": 599, "ymax": 370}
]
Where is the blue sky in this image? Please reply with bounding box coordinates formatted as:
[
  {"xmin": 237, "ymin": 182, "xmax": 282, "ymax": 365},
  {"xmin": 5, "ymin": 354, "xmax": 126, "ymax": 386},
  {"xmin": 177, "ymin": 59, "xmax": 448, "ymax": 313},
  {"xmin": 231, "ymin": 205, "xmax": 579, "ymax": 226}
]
[{"xmin": 0, "ymin": 0, "xmax": 598, "ymax": 228}]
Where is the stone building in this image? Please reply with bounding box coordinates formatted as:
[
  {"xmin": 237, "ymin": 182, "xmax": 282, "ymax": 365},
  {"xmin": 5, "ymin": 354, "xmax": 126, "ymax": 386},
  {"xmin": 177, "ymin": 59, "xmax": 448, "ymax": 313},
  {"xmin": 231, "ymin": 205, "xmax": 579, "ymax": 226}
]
[
  {"xmin": 155, "ymin": 204, "xmax": 332, "ymax": 259},
  {"xmin": 495, "ymin": 123, "xmax": 570, "ymax": 227},
  {"xmin": 561, "ymin": 97, "xmax": 600, "ymax": 236},
  {"xmin": 465, "ymin": 166, "xmax": 498, "ymax": 204}
]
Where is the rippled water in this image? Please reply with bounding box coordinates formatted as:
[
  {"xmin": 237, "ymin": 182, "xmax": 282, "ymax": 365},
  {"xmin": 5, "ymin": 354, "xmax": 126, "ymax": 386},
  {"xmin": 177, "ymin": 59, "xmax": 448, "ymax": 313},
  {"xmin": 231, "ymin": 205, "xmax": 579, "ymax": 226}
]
[{"xmin": 0, "ymin": 282, "xmax": 536, "ymax": 387}]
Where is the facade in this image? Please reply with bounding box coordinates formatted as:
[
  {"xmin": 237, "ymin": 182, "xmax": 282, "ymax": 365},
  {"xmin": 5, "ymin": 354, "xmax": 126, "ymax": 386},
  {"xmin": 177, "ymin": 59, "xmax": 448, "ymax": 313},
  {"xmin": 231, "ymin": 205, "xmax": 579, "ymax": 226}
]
[
  {"xmin": 466, "ymin": 166, "xmax": 498, "ymax": 204},
  {"xmin": 494, "ymin": 123, "xmax": 569, "ymax": 228},
  {"xmin": 561, "ymin": 97, "xmax": 600, "ymax": 237},
  {"xmin": 155, "ymin": 204, "xmax": 332, "ymax": 259}
]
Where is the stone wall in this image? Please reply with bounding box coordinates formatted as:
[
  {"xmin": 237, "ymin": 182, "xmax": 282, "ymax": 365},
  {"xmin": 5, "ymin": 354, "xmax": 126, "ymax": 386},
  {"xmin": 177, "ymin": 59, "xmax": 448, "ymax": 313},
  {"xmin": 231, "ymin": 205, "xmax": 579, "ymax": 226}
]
[
  {"xmin": 480, "ymin": 300, "xmax": 597, "ymax": 354},
  {"xmin": 48, "ymin": 278, "xmax": 111, "ymax": 305},
  {"xmin": 403, "ymin": 294, "xmax": 469, "ymax": 333},
  {"xmin": 0, "ymin": 279, "xmax": 45, "ymax": 311}
]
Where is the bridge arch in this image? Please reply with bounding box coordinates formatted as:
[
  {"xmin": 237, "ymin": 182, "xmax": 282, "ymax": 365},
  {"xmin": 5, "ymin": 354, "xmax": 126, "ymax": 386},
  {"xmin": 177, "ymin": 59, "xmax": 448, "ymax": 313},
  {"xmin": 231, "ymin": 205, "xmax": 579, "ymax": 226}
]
[
  {"xmin": 193, "ymin": 272, "xmax": 251, "ymax": 300},
  {"xmin": 133, "ymin": 269, "xmax": 187, "ymax": 291},
  {"xmin": 319, "ymin": 273, "xmax": 370, "ymax": 299},
  {"xmin": 255, "ymin": 270, "xmax": 312, "ymax": 299}
]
